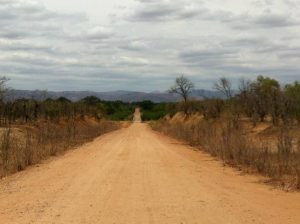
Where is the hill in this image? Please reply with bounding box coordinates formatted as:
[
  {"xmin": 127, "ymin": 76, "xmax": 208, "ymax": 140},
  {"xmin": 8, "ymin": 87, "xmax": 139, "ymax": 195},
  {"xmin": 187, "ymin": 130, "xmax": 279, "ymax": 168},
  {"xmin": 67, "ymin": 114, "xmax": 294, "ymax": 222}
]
[{"xmin": 4, "ymin": 89, "xmax": 223, "ymax": 102}]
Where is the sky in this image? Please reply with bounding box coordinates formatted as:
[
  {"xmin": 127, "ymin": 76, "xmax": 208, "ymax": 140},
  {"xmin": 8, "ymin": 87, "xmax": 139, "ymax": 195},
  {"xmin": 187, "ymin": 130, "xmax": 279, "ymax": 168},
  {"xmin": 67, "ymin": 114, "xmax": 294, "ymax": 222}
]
[{"xmin": 0, "ymin": 0, "xmax": 300, "ymax": 92}]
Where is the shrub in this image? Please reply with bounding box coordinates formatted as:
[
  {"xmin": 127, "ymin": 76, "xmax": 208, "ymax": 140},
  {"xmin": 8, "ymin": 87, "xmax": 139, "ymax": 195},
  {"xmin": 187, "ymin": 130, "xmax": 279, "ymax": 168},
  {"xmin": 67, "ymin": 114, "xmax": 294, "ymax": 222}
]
[
  {"xmin": 0, "ymin": 119, "xmax": 119, "ymax": 177},
  {"xmin": 152, "ymin": 117, "xmax": 300, "ymax": 190}
]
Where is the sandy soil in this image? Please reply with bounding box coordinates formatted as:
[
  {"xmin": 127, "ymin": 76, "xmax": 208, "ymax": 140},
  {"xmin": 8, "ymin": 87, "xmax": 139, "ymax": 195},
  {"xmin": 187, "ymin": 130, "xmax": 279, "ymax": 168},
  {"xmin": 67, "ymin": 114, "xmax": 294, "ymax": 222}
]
[
  {"xmin": 0, "ymin": 112, "xmax": 300, "ymax": 223},
  {"xmin": 133, "ymin": 108, "xmax": 142, "ymax": 123}
]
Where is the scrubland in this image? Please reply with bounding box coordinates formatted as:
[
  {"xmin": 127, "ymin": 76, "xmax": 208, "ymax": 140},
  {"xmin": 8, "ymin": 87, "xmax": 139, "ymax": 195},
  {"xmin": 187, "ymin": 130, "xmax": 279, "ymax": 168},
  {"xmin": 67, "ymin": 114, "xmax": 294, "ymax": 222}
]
[
  {"xmin": 0, "ymin": 118, "xmax": 119, "ymax": 177},
  {"xmin": 152, "ymin": 112, "xmax": 300, "ymax": 190},
  {"xmin": 0, "ymin": 95, "xmax": 126, "ymax": 177},
  {"xmin": 151, "ymin": 76, "xmax": 300, "ymax": 190}
]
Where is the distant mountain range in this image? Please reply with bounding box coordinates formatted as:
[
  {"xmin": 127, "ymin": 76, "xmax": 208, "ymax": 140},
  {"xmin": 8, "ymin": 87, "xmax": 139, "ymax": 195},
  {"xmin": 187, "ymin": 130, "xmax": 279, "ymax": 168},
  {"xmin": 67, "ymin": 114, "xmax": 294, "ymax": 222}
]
[{"xmin": 4, "ymin": 89, "xmax": 224, "ymax": 103}]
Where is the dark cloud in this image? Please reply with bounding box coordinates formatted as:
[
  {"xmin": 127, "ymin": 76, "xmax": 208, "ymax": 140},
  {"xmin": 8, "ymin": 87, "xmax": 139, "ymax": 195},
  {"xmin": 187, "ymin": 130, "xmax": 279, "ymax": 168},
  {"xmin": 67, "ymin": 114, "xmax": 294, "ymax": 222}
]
[
  {"xmin": 128, "ymin": 0, "xmax": 299, "ymax": 30},
  {"xmin": 231, "ymin": 13, "xmax": 299, "ymax": 30},
  {"xmin": 255, "ymin": 14, "xmax": 296, "ymax": 27},
  {"xmin": 128, "ymin": 0, "xmax": 206, "ymax": 22}
]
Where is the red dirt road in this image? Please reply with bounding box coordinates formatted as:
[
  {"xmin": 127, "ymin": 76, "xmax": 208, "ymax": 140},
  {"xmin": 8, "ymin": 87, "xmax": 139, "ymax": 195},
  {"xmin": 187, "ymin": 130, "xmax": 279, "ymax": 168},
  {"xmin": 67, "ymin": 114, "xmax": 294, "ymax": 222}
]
[{"xmin": 0, "ymin": 122, "xmax": 300, "ymax": 223}]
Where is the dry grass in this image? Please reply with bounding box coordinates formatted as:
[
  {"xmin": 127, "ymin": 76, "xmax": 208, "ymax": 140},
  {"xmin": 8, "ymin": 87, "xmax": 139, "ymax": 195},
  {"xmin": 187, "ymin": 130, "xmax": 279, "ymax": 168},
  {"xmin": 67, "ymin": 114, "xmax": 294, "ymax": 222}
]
[
  {"xmin": 0, "ymin": 118, "xmax": 119, "ymax": 177},
  {"xmin": 152, "ymin": 114, "xmax": 300, "ymax": 191}
]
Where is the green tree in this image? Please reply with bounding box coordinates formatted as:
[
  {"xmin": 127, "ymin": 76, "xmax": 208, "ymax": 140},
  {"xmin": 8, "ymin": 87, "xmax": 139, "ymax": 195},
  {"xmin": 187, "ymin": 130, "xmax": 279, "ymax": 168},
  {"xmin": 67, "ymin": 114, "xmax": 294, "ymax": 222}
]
[
  {"xmin": 285, "ymin": 81, "xmax": 300, "ymax": 122},
  {"xmin": 250, "ymin": 76, "xmax": 280, "ymax": 123}
]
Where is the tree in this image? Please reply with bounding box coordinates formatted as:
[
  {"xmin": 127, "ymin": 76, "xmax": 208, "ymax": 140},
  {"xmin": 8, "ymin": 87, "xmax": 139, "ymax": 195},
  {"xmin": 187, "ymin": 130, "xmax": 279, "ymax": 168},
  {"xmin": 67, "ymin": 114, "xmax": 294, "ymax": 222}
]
[
  {"xmin": 238, "ymin": 76, "xmax": 281, "ymax": 124},
  {"xmin": 214, "ymin": 77, "xmax": 233, "ymax": 99},
  {"xmin": 170, "ymin": 75, "xmax": 194, "ymax": 103},
  {"xmin": 285, "ymin": 81, "xmax": 300, "ymax": 122},
  {"xmin": 0, "ymin": 77, "xmax": 9, "ymax": 125},
  {"xmin": 81, "ymin": 96, "xmax": 101, "ymax": 105},
  {"xmin": 0, "ymin": 76, "xmax": 9, "ymax": 101},
  {"xmin": 138, "ymin": 100, "xmax": 154, "ymax": 111},
  {"xmin": 238, "ymin": 78, "xmax": 254, "ymax": 118},
  {"xmin": 253, "ymin": 76, "xmax": 280, "ymax": 124},
  {"xmin": 170, "ymin": 75, "xmax": 194, "ymax": 116}
]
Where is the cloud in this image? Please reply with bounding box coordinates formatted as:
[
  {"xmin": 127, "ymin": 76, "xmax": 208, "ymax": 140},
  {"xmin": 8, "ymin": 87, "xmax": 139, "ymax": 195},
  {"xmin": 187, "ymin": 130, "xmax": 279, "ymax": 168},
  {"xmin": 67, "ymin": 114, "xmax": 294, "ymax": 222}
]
[
  {"xmin": 230, "ymin": 12, "xmax": 300, "ymax": 30},
  {"xmin": 127, "ymin": 0, "xmax": 206, "ymax": 22},
  {"xmin": 0, "ymin": 3, "xmax": 84, "ymax": 41},
  {"xmin": 1, "ymin": 0, "xmax": 300, "ymax": 91},
  {"xmin": 176, "ymin": 33, "xmax": 300, "ymax": 82},
  {"xmin": 68, "ymin": 26, "xmax": 114, "ymax": 45},
  {"xmin": 126, "ymin": 0, "xmax": 300, "ymax": 30},
  {"xmin": 254, "ymin": 13, "xmax": 297, "ymax": 27}
]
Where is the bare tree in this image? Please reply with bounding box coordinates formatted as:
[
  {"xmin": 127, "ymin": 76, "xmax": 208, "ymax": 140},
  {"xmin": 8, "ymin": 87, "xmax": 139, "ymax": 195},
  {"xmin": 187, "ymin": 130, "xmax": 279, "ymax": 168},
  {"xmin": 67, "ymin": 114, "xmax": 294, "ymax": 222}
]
[
  {"xmin": 0, "ymin": 77, "xmax": 9, "ymax": 125},
  {"xmin": 214, "ymin": 77, "xmax": 233, "ymax": 99},
  {"xmin": 0, "ymin": 76, "xmax": 9, "ymax": 101},
  {"xmin": 170, "ymin": 75, "xmax": 194, "ymax": 102},
  {"xmin": 170, "ymin": 75, "xmax": 194, "ymax": 115},
  {"xmin": 238, "ymin": 78, "xmax": 251, "ymax": 93}
]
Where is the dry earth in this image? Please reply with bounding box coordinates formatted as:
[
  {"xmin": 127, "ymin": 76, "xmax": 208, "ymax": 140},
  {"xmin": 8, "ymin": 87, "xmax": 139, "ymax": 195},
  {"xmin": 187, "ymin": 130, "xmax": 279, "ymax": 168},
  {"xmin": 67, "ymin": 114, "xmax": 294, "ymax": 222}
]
[{"xmin": 0, "ymin": 110, "xmax": 300, "ymax": 224}]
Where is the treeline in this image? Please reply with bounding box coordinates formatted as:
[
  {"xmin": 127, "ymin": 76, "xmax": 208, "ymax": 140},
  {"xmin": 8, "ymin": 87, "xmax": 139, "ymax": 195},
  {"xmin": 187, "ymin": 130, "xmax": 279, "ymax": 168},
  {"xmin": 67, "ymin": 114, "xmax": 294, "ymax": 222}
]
[
  {"xmin": 0, "ymin": 96, "xmax": 136, "ymax": 125},
  {"xmin": 135, "ymin": 101, "xmax": 172, "ymax": 121},
  {"xmin": 0, "ymin": 96, "xmax": 175, "ymax": 124},
  {"xmin": 0, "ymin": 77, "xmax": 174, "ymax": 124},
  {"xmin": 172, "ymin": 75, "xmax": 300, "ymax": 125},
  {"xmin": 0, "ymin": 96, "xmax": 172, "ymax": 125},
  {"xmin": 2, "ymin": 75, "xmax": 300, "ymax": 124}
]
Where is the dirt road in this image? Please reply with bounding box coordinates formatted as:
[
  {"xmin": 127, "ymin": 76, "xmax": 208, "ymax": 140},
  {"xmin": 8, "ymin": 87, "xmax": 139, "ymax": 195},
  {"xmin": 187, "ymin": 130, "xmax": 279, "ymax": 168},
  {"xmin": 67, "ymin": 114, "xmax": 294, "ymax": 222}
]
[
  {"xmin": 133, "ymin": 108, "xmax": 142, "ymax": 123},
  {"xmin": 0, "ymin": 120, "xmax": 300, "ymax": 223}
]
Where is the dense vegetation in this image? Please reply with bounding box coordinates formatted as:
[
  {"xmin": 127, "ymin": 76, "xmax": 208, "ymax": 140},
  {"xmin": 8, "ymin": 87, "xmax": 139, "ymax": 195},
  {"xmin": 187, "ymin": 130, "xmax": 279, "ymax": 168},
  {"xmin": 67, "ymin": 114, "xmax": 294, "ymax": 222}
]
[
  {"xmin": 0, "ymin": 93, "xmax": 170, "ymax": 125},
  {"xmin": 135, "ymin": 101, "xmax": 170, "ymax": 121},
  {"xmin": 0, "ymin": 95, "xmax": 136, "ymax": 125},
  {"xmin": 81, "ymin": 96, "xmax": 135, "ymax": 121}
]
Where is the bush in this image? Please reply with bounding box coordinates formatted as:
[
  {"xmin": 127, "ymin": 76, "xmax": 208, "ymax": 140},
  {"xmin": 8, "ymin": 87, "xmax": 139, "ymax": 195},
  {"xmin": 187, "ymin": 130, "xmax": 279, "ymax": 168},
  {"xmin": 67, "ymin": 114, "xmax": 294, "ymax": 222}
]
[
  {"xmin": 140, "ymin": 103, "xmax": 169, "ymax": 121},
  {"xmin": 0, "ymin": 119, "xmax": 119, "ymax": 177}
]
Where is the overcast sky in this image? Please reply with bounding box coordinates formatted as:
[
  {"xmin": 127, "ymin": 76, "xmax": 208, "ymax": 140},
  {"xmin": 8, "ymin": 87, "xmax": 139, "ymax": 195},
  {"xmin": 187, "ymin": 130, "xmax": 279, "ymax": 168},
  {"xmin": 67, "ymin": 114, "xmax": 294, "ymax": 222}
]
[{"xmin": 1, "ymin": 0, "xmax": 299, "ymax": 92}]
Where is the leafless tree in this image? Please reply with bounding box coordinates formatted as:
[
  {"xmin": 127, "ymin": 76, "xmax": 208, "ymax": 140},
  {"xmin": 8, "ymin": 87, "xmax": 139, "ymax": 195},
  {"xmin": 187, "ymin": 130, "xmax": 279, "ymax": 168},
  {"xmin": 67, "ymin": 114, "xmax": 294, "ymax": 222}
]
[
  {"xmin": 214, "ymin": 77, "xmax": 233, "ymax": 99},
  {"xmin": 170, "ymin": 75, "xmax": 194, "ymax": 102},
  {"xmin": 170, "ymin": 75, "xmax": 194, "ymax": 115},
  {"xmin": 0, "ymin": 76, "xmax": 9, "ymax": 101},
  {"xmin": 238, "ymin": 78, "xmax": 251, "ymax": 93}
]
